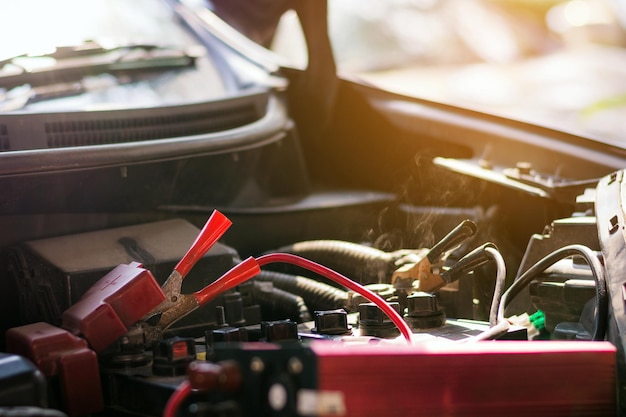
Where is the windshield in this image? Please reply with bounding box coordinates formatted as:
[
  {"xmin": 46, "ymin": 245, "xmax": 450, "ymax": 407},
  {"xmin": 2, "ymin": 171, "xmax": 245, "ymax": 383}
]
[
  {"xmin": 271, "ymin": 0, "xmax": 626, "ymax": 145},
  {"xmin": 0, "ymin": 0, "xmax": 228, "ymax": 111}
]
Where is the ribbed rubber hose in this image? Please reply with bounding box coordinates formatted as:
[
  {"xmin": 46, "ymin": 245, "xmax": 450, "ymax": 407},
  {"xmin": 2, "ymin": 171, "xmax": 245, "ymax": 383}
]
[
  {"xmin": 255, "ymin": 270, "xmax": 349, "ymax": 312},
  {"xmin": 252, "ymin": 281, "xmax": 312, "ymax": 323},
  {"xmin": 271, "ymin": 240, "xmax": 399, "ymax": 284}
]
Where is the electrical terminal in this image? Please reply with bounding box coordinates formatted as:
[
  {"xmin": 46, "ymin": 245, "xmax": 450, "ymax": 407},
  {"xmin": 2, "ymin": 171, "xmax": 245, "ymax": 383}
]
[{"xmin": 508, "ymin": 311, "xmax": 546, "ymax": 340}]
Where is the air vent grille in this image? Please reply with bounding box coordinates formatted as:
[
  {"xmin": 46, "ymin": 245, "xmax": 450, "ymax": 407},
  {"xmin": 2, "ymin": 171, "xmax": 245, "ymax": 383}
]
[{"xmin": 44, "ymin": 103, "xmax": 258, "ymax": 148}]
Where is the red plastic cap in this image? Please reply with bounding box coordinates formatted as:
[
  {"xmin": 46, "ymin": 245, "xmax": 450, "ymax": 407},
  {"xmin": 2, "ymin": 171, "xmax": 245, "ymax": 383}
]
[
  {"xmin": 61, "ymin": 262, "xmax": 165, "ymax": 352},
  {"xmin": 5, "ymin": 322, "xmax": 104, "ymax": 417},
  {"xmin": 6, "ymin": 322, "xmax": 88, "ymax": 376}
]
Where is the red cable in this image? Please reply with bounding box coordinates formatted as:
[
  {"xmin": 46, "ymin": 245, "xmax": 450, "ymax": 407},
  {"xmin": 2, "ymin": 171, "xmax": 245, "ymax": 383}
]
[
  {"xmin": 256, "ymin": 253, "xmax": 413, "ymax": 343},
  {"xmin": 190, "ymin": 253, "xmax": 413, "ymax": 343},
  {"xmin": 163, "ymin": 380, "xmax": 192, "ymax": 417}
]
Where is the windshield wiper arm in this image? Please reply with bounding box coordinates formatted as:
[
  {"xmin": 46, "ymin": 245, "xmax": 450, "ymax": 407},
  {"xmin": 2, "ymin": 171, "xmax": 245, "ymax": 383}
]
[
  {"xmin": 0, "ymin": 41, "xmax": 202, "ymax": 90},
  {"xmin": 0, "ymin": 74, "xmax": 132, "ymax": 112},
  {"xmin": 0, "ymin": 40, "xmax": 161, "ymax": 68}
]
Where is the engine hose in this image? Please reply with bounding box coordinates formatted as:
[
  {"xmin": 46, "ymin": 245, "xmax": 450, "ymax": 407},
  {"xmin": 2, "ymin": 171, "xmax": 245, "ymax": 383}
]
[
  {"xmin": 255, "ymin": 270, "xmax": 349, "ymax": 312},
  {"xmin": 270, "ymin": 240, "xmax": 399, "ymax": 284},
  {"xmin": 252, "ymin": 281, "xmax": 312, "ymax": 323}
]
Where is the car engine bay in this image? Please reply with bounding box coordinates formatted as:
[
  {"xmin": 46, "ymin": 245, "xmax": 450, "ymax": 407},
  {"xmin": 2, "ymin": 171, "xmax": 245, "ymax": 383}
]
[
  {"xmin": 1, "ymin": 120, "xmax": 624, "ymax": 416},
  {"xmin": 1, "ymin": 2, "xmax": 626, "ymax": 416}
]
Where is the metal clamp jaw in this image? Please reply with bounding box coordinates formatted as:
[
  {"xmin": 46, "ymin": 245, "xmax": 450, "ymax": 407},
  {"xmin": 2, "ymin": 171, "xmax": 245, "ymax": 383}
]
[{"xmin": 391, "ymin": 220, "xmax": 478, "ymax": 293}]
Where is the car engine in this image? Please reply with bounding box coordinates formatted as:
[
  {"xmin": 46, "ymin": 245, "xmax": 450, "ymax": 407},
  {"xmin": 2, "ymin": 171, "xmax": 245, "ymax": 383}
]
[{"xmin": 1, "ymin": 165, "xmax": 622, "ymax": 416}]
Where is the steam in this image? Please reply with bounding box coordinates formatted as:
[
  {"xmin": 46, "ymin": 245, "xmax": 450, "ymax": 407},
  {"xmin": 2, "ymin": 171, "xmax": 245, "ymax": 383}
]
[{"xmin": 366, "ymin": 152, "xmax": 481, "ymax": 253}]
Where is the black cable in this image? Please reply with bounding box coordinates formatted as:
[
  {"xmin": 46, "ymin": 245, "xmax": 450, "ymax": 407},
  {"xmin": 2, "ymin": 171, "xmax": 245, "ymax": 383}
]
[
  {"xmin": 440, "ymin": 242, "xmax": 506, "ymax": 327},
  {"xmin": 497, "ymin": 244, "xmax": 607, "ymax": 341}
]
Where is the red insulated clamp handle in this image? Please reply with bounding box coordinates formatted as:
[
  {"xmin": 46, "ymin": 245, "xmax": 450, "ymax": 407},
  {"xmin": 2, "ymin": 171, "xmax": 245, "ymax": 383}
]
[
  {"xmin": 174, "ymin": 210, "xmax": 232, "ymax": 278},
  {"xmin": 194, "ymin": 257, "xmax": 260, "ymax": 306}
]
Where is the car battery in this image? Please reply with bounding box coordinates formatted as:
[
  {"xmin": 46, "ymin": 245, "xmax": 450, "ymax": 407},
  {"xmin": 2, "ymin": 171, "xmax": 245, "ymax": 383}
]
[
  {"xmin": 6, "ymin": 218, "xmax": 240, "ymax": 336},
  {"xmin": 107, "ymin": 338, "xmax": 617, "ymax": 417},
  {"xmin": 208, "ymin": 340, "xmax": 616, "ymax": 417}
]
